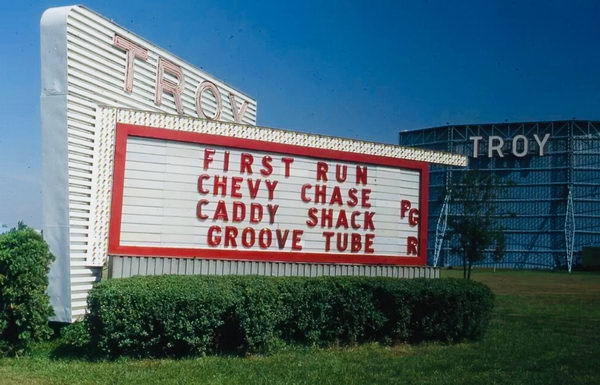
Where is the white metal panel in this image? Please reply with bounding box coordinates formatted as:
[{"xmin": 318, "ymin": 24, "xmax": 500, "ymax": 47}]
[{"xmin": 110, "ymin": 256, "xmax": 440, "ymax": 279}]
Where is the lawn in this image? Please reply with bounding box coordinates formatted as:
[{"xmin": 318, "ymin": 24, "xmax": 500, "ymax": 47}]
[{"xmin": 1, "ymin": 269, "xmax": 599, "ymax": 385}]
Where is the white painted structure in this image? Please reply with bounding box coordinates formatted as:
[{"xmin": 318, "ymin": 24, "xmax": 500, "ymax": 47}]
[
  {"xmin": 41, "ymin": 6, "xmax": 467, "ymax": 322},
  {"xmin": 41, "ymin": 5, "xmax": 257, "ymax": 322}
]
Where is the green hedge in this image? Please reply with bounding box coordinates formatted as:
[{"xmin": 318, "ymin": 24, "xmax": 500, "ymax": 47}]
[
  {"xmin": 0, "ymin": 224, "xmax": 55, "ymax": 356},
  {"xmin": 65, "ymin": 275, "xmax": 493, "ymax": 357}
]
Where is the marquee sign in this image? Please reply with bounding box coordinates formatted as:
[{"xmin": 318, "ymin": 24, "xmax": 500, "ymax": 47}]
[
  {"xmin": 41, "ymin": 4, "xmax": 467, "ymax": 322},
  {"xmin": 108, "ymin": 123, "xmax": 429, "ymax": 265}
]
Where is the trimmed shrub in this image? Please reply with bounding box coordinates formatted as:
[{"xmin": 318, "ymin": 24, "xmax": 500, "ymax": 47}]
[
  {"xmin": 0, "ymin": 224, "xmax": 55, "ymax": 355},
  {"xmin": 71, "ymin": 275, "xmax": 493, "ymax": 358}
]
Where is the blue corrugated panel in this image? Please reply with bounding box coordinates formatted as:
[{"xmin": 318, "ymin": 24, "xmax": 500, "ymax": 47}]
[{"xmin": 399, "ymin": 120, "xmax": 600, "ymax": 270}]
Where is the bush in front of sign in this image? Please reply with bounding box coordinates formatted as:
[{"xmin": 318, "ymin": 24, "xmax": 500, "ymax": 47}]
[
  {"xmin": 64, "ymin": 275, "xmax": 493, "ymax": 358},
  {"xmin": 0, "ymin": 223, "xmax": 55, "ymax": 356},
  {"xmin": 406, "ymin": 278, "xmax": 495, "ymax": 342}
]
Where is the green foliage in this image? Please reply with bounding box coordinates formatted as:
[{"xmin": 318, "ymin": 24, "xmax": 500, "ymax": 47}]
[
  {"xmin": 61, "ymin": 320, "xmax": 91, "ymax": 349},
  {"xmin": 447, "ymin": 171, "xmax": 511, "ymax": 279},
  {"xmin": 66, "ymin": 275, "xmax": 494, "ymax": 358},
  {"xmin": 0, "ymin": 270, "xmax": 597, "ymax": 385},
  {"xmin": 0, "ymin": 223, "xmax": 55, "ymax": 356}
]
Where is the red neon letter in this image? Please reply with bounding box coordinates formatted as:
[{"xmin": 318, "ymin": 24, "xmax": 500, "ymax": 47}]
[
  {"xmin": 155, "ymin": 57, "xmax": 184, "ymax": 114},
  {"xmin": 195, "ymin": 80, "xmax": 222, "ymax": 120},
  {"xmin": 113, "ymin": 34, "xmax": 148, "ymax": 93}
]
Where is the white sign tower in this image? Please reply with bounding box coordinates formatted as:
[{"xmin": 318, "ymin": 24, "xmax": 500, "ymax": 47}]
[{"xmin": 41, "ymin": 5, "xmax": 257, "ymax": 321}]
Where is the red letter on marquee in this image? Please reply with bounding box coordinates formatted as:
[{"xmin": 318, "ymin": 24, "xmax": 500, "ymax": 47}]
[
  {"xmin": 407, "ymin": 236, "xmax": 419, "ymax": 255},
  {"xmin": 207, "ymin": 226, "xmax": 221, "ymax": 246},
  {"xmin": 224, "ymin": 227, "xmax": 238, "ymax": 247},
  {"xmin": 400, "ymin": 200, "xmax": 411, "ymax": 218},
  {"xmin": 301, "ymin": 184, "xmax": 312, "ymax": 202},
  {"xmin": 213, "ymin": 200, "xmax": 229, "ymax": 221},
  {"xmin": 247, "ymin": 179, "xmax": 261, "ymax": 198},
  {"xmin": 240, "ymin": 153, "xmax": 254, "ymax": 174},
  {"xmin": 261, "ymin": 156, "xmax": 273, "ymax": 176},
  {"xmin": 351, "ymin": 233, "xmax": 362, "ymax": 252},
  {"xmin": 306, "ymin": 208, "xmax": 318, "ymax": 227},
  {"xmin": 249, "ymin": 203, "xmax": 263, "ymax": 223},
  {"xmin": 203, "ymin": 149, "xmax": 215, "ymax": 170},
  {"xmin": 231, "ymin": 177, "xmax": 243, "ymax": 198},
  {"xmin": 282, "ymin": 157, "xmax": 294, "ymax": 177},
  {"xmin": 197, "ymin": 174, "xmax": 210, "ymax": 194},
  {"xmin": 232, "ymin": 201, "xmax": 246, "ymax": 222},
  {"xmin": 322, "ymin": 231, "xmax": 335, "ymax": 252},
  {"xmin": 356, "ymin": 166, "xmax": 368, "ymax": 185},
  {"xmin": 408, "ymin": 208, "xmax": 420, "ymax": 226},
  {"xmin": 291, "ymin": 230, "xmax": 303, "ymax": 250},
  {"xmin": 361, "ymin": 189, "xmax": 372, "ymax": 208},
  {"xmin": 258, "ymin": 228, "xmax": 272, "ymax": 248},
  {"xmin": 365, "ymin": 234, "xmax": 375, "ymax": 253},
  {"xmin": 316, "ymin": 162, "xmax": 329, "ymax": 181},
  {"xmin": 196, "ymin": 200, "xmax": 209, "ymax": 219}
]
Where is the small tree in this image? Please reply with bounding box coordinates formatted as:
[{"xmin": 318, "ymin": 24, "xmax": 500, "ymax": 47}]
[
  {"xmin": 0, "ymin": 222, "xmax": 55, "ymax": 355},
  {"xmin": 446, "ymin": 171, "xmax": 508, "ymax": 279}
]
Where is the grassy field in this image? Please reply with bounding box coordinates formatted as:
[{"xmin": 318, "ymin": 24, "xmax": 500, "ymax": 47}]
[{"xmin": 1, "ymin": 269, "xmax": 599, "ymax": 385}]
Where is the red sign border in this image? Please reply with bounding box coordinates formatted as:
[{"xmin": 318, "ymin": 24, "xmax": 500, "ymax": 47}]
[{"xmin": 108, "ymin": 123, "xmax": 429, "ymax": 266}]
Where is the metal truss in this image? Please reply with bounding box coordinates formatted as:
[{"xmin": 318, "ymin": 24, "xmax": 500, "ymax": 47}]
[
  {"xmin": 565, "ymin": 188, "xmax": 575, "ymax": 273},
  {"xmin": 432, "ymin": 126, "xmax": 454, "ymax": 267},
  {"xmin": 433, "ymin": 193, "xmax": 449, "ymax": 267}
]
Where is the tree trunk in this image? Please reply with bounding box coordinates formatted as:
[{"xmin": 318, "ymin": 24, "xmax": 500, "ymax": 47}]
[
  {"xmin": 463, "ymin": 254, "xmax": 467, "ymax": 279},
  {"xmin": 467, "ymin": 261, "xmax": 473, "ymax": 280}
]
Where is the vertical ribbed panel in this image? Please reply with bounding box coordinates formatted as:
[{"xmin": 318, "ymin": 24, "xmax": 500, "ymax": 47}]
[{"xmin": 110, "ymin": 256, "xmax": 440, "ymax": 279}]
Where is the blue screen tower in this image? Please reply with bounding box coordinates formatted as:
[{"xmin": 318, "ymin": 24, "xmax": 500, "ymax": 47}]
[{"xmin": 399, "ymin": 120, "xmax": 600, "ymax": 270}]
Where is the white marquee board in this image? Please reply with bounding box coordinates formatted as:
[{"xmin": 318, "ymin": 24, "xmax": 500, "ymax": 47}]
[{"xmin": 108, "ymin": 124, "xmax": 426, "ymax": 265}]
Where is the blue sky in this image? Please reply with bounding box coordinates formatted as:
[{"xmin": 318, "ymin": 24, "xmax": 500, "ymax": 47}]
[{"xmin": 1, "ymin": 0, "xmax": 599, "ymax": 229}]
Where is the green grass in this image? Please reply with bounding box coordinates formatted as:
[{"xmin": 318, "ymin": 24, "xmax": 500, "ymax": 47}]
[{"xmin": 1, "ymin": 270, "xmax": 599, "ymax": 385}]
